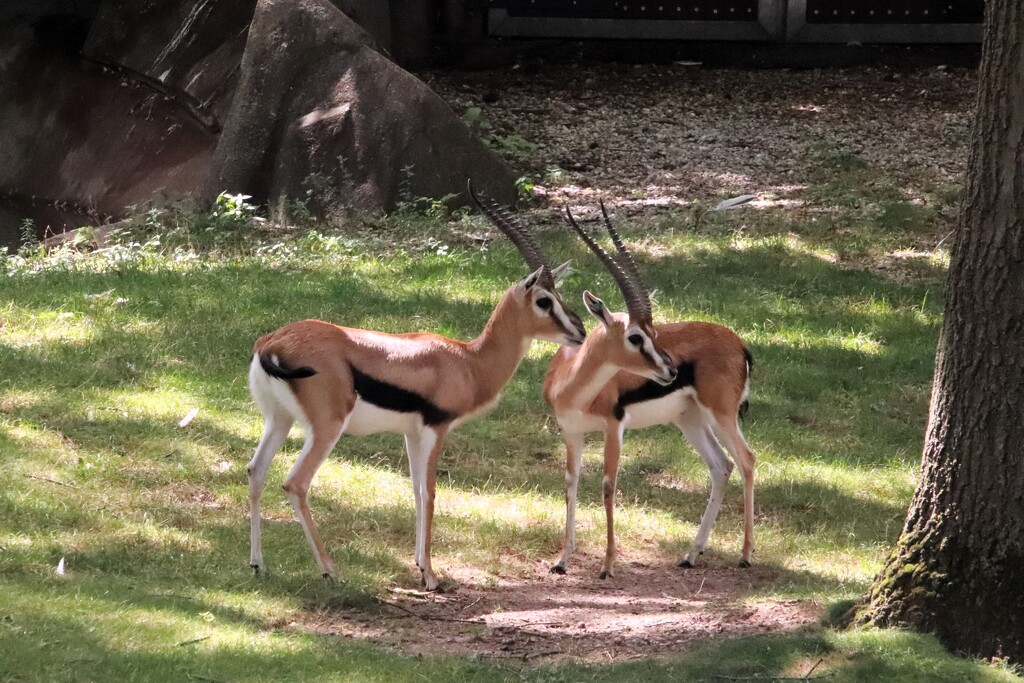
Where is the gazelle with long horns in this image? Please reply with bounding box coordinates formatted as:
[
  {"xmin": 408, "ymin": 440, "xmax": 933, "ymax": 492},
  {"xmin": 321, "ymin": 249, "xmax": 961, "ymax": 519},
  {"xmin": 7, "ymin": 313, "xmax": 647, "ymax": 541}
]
[
  {"xmin": 246, "ymin": 185, "xmax": 586, "ymax": 590},
  {"xmin": 545, "ymin": 204, "xmax": 756, "ymax": 579}
]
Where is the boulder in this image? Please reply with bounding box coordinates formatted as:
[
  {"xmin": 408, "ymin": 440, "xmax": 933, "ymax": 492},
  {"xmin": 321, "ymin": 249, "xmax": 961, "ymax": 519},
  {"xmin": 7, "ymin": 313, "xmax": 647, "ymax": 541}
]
[
  {"xmin": 210, "ymin": 0, "xmax": 514, "ymax": 211},
  {"xmin": 0, "ymin": 0, "xmax": 513, "ymax": 231}
]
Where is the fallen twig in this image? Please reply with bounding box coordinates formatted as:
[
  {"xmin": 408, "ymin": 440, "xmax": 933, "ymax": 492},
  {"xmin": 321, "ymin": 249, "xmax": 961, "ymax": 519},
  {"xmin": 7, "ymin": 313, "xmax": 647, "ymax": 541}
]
[
  {"xmin": 459, "ymin": 596, "xmax": 483, "ymax": 612},
  {"xmin": 175, "ymin": 636, "xmax": 211, "ymax": 648},
  {"xmin": 804, "ymin": 658, "xmax": 825, "ymax": 678},
  {"xmin": 381, "ymin": 600, "xmax": 481, "ymax": 624},
  {"xmin": 524, "ymin": 648, "xmax": 562, "ymax": 661},
  {"xmin": 25, "ymin": 474, "xmax": 79, "ymax": 489},
  {"xmin": 387, "ymin": 586, "xmax": 432, "ymax": 599},
  {"xmin": 710, "ymin": 673, "xmax": 833, "ymax": 682},
  {"xmin": 186, "ymin": 674, "xmax": 223, "ymax": 683}
]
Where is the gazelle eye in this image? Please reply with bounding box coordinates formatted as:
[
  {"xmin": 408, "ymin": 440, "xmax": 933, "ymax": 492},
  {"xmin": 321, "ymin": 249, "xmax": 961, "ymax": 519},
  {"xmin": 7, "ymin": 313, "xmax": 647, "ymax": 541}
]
[
  {"xmin": 536, "ymin": 297, "xmax": 552, "ymax": 310},
  {"xmin": 628, "ymin": 333, "xmax": 643, "ymax": 346}
]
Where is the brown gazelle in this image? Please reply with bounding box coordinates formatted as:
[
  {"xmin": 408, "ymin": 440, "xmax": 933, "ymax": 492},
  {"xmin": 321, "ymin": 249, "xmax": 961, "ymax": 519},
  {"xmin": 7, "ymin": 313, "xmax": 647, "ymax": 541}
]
[
  {"xmin": 545, "ymin": 203, "xmax": 756, "ymax": 579},
  {"xmin": 246, "ymin": 185, "xmax": 586, "ymax": 590}
]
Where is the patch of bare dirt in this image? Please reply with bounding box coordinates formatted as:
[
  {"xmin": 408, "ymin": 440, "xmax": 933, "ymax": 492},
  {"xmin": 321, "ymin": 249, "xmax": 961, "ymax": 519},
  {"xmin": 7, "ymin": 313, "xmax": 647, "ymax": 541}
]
[
  {"xmin": 424, "ymin": 62, "xmax": 974, "ymax": 219},
  {"xmin": 295, "ymin": 555, "xmax": 819, "ymax": 664}
]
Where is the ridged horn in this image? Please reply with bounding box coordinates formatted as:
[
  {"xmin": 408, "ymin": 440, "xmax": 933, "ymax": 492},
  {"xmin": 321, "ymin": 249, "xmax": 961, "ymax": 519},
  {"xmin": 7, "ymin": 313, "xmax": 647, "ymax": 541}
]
[
  {"xmin": 599, "ymin": 200, "xmax": 652, "ymax": 321},
  {"xmin": 563, "ymin": 204, "xmax": 649, "ymax": 322},
  {"xmin": 467, "ymin": 179, "xmax": 550, "ymax": 280}
]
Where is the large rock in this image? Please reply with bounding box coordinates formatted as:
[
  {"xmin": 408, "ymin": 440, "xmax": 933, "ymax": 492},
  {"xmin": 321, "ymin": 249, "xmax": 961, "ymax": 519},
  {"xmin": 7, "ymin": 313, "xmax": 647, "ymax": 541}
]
[
  {"xmin": 210, "ymin": 0, "xmax": 514, "ymax": 211},
  {"xmin": 0, "ymin": 22, "xmax": 215, "ymax": 217},
  {"xmin": 0, "ymin": 0, "xmax": 512, "ymax": 232}
]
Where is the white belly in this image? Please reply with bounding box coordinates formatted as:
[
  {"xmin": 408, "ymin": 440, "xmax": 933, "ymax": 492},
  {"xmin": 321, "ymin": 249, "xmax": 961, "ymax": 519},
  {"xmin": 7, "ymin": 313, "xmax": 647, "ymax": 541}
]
[
  {"xmin": 556, "ymin": 409, "xmax": 607, "ymax": 435},
  {"xmin": 344, "ymin": 397, "xmax": 421, "ymax": 436},
  {"xmin": 622, "ymin": 387, "xmax": 697, "ymax": 430}
]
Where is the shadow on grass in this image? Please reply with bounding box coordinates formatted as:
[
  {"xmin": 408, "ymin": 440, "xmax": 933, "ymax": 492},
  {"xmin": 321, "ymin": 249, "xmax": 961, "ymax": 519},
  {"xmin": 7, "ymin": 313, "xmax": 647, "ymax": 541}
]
[
  {"xmin": 1, "ymin": 573, "xmax": 1011, "ymax": 683},
  {"xmin": 1, "ymin": 239, "xmax": 941, "ymax": 600}
]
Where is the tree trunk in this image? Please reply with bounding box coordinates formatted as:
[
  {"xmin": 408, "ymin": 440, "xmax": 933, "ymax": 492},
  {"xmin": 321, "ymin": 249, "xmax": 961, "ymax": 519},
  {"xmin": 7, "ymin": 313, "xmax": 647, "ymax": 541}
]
[{"xmin": 861, "ymin": 1, "xmax": 1024, "ymax": 663}]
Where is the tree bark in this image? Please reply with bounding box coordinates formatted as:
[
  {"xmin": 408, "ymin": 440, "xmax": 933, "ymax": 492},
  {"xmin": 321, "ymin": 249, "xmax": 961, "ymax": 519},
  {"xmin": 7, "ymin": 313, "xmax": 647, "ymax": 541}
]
[{"xmin": 861, "ymin": 0, "xmax": 1024, "ymax": 663}]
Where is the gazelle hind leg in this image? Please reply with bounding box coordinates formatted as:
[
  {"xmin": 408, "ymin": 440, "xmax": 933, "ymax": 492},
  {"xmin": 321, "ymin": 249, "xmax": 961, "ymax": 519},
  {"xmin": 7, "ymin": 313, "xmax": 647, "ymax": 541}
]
[
  {"xmin": 674, "ymin": 412, "xmax": 733, "ymax": 568},
  {"xmin": 551, "ymin": 431, "xmax": 584, "ymax": 574},
  {"xmin": 281, "ymin": 417, "xmax": 347, "ymax": 579},
  {"xmin": 247, "ymin": 412, "xmax": 294, "ymax": 574},
  {"xmin": 708, "ymin": 409, "xmax": 756, "ymax": 567}
]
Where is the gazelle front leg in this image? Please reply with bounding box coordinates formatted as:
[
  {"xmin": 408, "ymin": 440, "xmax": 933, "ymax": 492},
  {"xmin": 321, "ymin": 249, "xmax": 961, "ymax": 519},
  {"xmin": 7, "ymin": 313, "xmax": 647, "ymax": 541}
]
[
  {"xmin": 281, "ymin": 417, "xmax": 347, "ymax": 580},
  {"xmin": 599, "ymin": 421, "xmax": 625, "ymax": 579},
  {"xmin": 406, "ymin": 426, "xmax": 448, "ymax": 591},
  {"xmin": 551, "ymin": 431, "xmax": 584, "ymax": 574}
]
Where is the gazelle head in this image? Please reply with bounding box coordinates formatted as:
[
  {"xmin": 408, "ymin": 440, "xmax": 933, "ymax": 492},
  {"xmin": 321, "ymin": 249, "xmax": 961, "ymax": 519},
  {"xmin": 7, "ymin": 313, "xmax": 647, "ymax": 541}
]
[
  {"xmin": 565, "ymin": 202, "xmax": 677, "ymax": 385},
  {"xmin": 469, "ymin": 182, "xmax": 587, "ymax": 346}
]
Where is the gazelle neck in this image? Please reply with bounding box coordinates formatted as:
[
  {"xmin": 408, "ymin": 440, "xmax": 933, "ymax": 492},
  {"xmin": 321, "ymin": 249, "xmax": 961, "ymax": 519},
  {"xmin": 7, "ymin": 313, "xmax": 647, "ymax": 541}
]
[
  {"xmin": 551, "ymin": 334, "xmax": 621, "ymax": 411},
  {"xmin": 466, "ymin": 288, "xmax": 534, "ymax": 402}
]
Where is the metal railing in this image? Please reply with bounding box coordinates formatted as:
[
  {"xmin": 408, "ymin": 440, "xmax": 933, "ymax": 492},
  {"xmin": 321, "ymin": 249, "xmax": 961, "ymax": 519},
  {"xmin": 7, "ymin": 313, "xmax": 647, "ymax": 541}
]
[{"xmin": 487, "ymin": 0, "xmax": 983, "ymax": 42}]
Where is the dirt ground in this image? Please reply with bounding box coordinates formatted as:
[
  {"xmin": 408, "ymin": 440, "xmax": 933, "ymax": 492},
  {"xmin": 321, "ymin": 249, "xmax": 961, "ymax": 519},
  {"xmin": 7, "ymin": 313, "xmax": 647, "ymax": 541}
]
[
  {"xmin": 294, "ymin": 61, "xmax": 973, "ymax": 664},
  {"xmin": 424, "ymin": 61, "xmax": 974, "ymax": 213},
  {"xmin": 299, "ymin": 554, "xmax": 818, "ymax": 663}
]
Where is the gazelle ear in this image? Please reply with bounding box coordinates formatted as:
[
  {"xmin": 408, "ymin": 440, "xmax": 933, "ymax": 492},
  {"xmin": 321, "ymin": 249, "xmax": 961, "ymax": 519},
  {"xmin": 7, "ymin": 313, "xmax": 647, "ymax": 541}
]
[
  {"xmin": 583, "ymin": 291, "xmax": 614, "ymax": 328},
  {"xmin": 519, "ymin": 266, "xmax": 546, "ymax": 293},
  {"xmin": 550, "ymin": 260, "xmax": 573, "ymax": 285}
]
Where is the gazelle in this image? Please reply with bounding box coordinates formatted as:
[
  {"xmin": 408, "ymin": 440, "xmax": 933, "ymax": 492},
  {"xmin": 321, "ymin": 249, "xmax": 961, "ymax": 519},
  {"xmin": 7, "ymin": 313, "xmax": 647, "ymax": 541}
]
[
  {"xmin": 246, "ymin": 185, "xmax": 586, "ymax": 591},
  {"xmin": 545, "ymin": 203, "xmax": 756, "ymax": 579}
]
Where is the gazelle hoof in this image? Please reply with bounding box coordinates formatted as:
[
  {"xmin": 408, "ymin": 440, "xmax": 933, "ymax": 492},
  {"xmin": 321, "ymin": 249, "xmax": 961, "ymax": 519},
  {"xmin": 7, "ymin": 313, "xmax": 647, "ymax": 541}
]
[
  {"xmin": 420, "ymin": 570, "xmax": 441, "ymax": 592},
  {"xmin": 549, "ymin": 564, "xmax": 567, "ymax": 575},
  {"xmin": 251, "ymin": 564, "xmax": 265, "ymax": 577},
  {"xmin": 598, "ymin": 570, "xmax": 613, "ymax": 580},
  {"xmin": 322, "ymin": 572, "xmax": 336, "ymax": 582},
  {"xmin": 737, "ymin": 559, "xmax": 752, "ymax": 569},
  {"xmin": 678, "ymin": 558, "xmax": 694, "ymax": 568}
]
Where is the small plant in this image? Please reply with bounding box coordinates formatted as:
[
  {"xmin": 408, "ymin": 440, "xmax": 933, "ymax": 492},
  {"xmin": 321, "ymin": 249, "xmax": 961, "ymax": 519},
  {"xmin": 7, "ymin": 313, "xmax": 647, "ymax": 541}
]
[
  {"xmin": 544, "ymin": 165, "xmax": 567, "ymax": 185},
  {"xmin": 17, "ymin": 218, "xmax": 40, "ymax": 256},
  {"xmin": 810, "ymin": 139, "xmax": 868, "ymax": 172},
  {"xmin": 491, "ymin": 132, "xmax": 538, "ymax": 159},
  {"xmin": 464, "ymin": 104, "xmax": 537, "ymax": 160},
  {"xmin": 209, "ymin": 192, "xmax": 257, "ymax": 233},
  {"xmin": 463, "ymin": 105, "xmax": 493, "ymax": 139},
  {"xmin": 515, "ymin": 176, "xmax": 536, "ymax": 201},
  {"xmin": 396, "ymin": 163, "xmax": 418, "ymax": 214}
]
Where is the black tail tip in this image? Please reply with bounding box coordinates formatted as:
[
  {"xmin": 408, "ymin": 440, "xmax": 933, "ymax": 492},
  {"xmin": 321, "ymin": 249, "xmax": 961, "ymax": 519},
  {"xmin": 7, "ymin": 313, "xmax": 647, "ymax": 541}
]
[{"xmin": 259, "ymin": 353, "xmax": 316, "ymax": 381}]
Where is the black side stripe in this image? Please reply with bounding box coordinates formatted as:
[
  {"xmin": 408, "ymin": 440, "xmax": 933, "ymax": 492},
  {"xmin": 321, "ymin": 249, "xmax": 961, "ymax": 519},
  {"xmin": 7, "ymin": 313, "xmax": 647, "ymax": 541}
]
[
  {"xmin": 613, "ymin": 361, "xmax": 696, "ymax": 421},
  {"xmin": 349, "ymin": 364, "xmax": 456, "ymax": 426},
  {"xmin": 260, "ymin": 353, "xmax": 317, "ymax": 380}
]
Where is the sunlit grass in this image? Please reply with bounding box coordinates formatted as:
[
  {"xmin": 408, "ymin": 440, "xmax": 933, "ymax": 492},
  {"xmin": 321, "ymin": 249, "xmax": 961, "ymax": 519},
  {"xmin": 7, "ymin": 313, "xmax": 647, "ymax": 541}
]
[{"xmin": 1, "ymin": 200, "xmax": 1018, "ymax": 681}]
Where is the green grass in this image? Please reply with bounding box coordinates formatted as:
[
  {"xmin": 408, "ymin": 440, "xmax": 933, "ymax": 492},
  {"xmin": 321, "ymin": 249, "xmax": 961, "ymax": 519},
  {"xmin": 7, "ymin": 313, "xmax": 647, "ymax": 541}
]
[{"xmin": 1, "ymin": 197, "xmax": 1019, "ymax": 681}]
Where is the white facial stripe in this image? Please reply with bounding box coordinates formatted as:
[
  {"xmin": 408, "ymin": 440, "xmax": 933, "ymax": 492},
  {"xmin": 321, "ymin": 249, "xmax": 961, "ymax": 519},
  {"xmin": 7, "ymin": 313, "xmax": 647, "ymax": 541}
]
[
  {"xmin": 628, "ymin": 328, "xmax": 672, "ymax": 375},
  {"xmin": 643, "ymin": 337, "xmax": 668, "ymax": 371},
  {"xmin": 537, "ymin": 288, "xmax": 577, "ymax": 337}
]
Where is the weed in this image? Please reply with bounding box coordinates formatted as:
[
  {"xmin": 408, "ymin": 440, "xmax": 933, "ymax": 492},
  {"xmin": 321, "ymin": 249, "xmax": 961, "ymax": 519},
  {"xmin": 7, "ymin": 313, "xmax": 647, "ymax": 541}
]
[
  {"xmin": 17, "ymin": 218, "xmax": 40, "ymax": 256},
  {"xmin": 516, "ymin": 176, "xmax": 537, "ymax": 201},
  {"xmin": 464, "ymin": 104, "xmax": 538, "ymax": 160}
]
